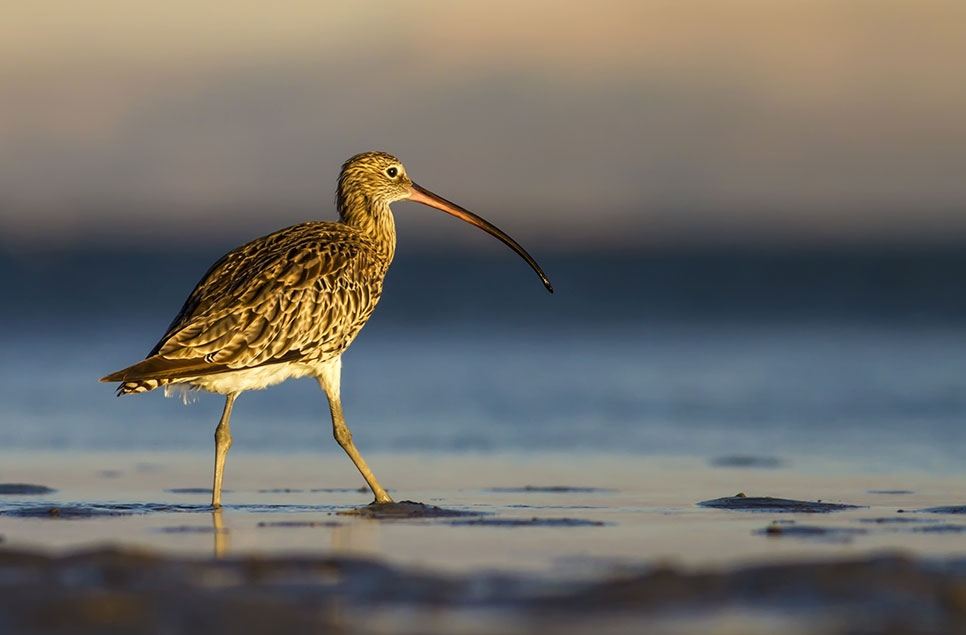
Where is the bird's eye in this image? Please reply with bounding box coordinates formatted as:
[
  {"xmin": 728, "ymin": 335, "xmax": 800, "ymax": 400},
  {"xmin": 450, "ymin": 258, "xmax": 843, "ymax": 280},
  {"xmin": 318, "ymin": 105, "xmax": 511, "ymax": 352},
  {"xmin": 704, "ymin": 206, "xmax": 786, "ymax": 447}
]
[{"xmin": 386, "ymin": 167, "xmax": 398, "ymax": 178}]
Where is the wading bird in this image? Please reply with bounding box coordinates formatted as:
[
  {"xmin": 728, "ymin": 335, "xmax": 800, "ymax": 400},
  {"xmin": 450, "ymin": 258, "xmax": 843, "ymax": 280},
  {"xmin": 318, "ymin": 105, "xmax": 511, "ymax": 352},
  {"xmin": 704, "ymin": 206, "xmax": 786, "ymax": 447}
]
[{"xmin": 101, "ymin": 151, "xmax": 553, "ymax": 507}]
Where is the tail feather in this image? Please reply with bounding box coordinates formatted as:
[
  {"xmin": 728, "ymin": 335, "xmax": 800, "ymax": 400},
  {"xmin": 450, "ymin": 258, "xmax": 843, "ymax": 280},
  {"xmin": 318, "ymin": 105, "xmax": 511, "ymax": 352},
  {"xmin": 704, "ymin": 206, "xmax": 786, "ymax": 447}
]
[
  {"xmin": 115, "ymin": 379, "xmax": 165, "ymax": 396},
  {"xmin": 102, "ymin": 349, "xmax": 303, "ymax": 395},
  {"xmin": 101, "ymin": 355, "xmax": 228, "ymax": 396},
  {"xmin": 101, "ymin": 355, "xmax": 223, "ymax": 382}
]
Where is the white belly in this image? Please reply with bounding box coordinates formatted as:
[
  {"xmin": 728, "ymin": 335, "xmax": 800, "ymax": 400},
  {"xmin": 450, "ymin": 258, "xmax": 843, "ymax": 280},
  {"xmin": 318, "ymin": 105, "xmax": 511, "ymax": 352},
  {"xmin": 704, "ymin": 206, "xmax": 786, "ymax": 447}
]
[{"xmin": 163, "ymin": 359, "xmax": 334, "ymax": 398}]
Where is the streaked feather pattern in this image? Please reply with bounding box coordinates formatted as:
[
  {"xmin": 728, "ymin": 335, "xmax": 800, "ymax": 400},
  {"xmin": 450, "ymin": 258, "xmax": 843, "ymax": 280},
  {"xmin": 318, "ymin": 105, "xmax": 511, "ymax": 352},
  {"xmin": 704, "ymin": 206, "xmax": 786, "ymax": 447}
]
[{"xmin": 104, "ymin": 221, "xmax": 390, "ymax": 394}]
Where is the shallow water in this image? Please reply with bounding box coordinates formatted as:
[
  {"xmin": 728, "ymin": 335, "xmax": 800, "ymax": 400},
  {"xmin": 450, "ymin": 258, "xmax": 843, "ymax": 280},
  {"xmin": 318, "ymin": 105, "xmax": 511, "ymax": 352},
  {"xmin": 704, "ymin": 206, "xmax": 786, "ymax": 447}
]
[
  {"xmin": 1, "ymin": 452, "xmax": 965, "ymax": 633},
  {"xmin": 2, "ymin": 249, "xmax": 966, "ymax": 473},
  {"xmin": 0, "ymin": 452, "xmax": 963, "ymax": 570},
  {"xmin": 3, "ymin": 249, "xmax": 966, "ymax": 632},
  {"xmin": 3, "ymin": 323, "xmax": 966, "ymax": 479}
]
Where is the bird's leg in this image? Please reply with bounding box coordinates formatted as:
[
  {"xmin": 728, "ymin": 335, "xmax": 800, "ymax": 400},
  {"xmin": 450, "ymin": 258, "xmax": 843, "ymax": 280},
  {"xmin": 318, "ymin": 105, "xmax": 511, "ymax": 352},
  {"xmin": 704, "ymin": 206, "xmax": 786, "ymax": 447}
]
[
  {"xmin": 317, "ymin": 361, "xmax": 393, "ymax": 504},
  {"xmin": 327, "ymin": 394, "xmax": 393, "ymax": 503},
  {"xmin": 211, "ymin": 392, "xmax": 237, "ymax": 508},
  {"xmin": 211, "ymin": 508, "xmax": 229, "ymax": 559}
]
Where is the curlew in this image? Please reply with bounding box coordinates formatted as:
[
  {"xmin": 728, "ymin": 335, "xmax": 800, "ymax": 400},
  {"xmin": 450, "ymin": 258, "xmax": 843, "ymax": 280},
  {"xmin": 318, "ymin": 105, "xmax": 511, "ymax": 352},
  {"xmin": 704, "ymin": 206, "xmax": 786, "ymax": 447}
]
[{"xmin": 101, "ymin": 151, "xmax": 553, "ymax": 507}]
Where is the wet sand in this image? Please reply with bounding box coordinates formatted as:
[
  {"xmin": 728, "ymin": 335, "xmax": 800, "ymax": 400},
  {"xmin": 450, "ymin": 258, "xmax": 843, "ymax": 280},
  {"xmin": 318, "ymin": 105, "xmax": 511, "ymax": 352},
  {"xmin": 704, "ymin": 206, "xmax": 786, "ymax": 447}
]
[{"xmin": 0, "ymin": 451, "xmax": 964, "ymax": 633}]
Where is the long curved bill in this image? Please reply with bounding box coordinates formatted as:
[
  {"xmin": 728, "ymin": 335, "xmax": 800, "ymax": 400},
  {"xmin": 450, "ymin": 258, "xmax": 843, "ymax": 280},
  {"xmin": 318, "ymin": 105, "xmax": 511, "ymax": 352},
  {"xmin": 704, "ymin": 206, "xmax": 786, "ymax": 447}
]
[{"xmin": 407, "ymin": 182, "xmax": 554, "ymax": 293}]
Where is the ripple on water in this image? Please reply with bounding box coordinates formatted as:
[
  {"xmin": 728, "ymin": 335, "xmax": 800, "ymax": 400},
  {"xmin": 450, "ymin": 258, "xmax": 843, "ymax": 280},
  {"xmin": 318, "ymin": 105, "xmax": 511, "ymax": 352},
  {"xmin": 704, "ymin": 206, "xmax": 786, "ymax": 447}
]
[
  {"xmin": 0, "ymin": 484, "xmax": 57, "ymax": 495},
  {"xmin": 856, "ymin": 516, "xmax": 938, "ymax": 525},
  {"xmin": 710, "ymin": 456, "xmax": 786, "ymax": 469},
  {"xmin": 257, "ymin": 520, "xmax": 344, "ymax": 528},
  {"xmin": 447, "ymin": 517, "xmax": 609, "ymax": 528},
  {"xmin": 0, "ymin": 502, "xmax": 207, "ymax": 519},
  {"xmin": 917, "ymin": 506, "xmax": 966, "ymax": 515},
  {"xmin": 155, "ymin": 525, "xmax": 224, "ymax": 534},
  {"xmin": 698, "ymin": 494, "xmax": 864, "ymax": 513},
  {"xmin": 911, "ymin": 524, "xmax": 966, "ymax": 534},
  {"xmin": 756, "ymin": 522, "xmax": 868, "ymax": 543},
  {"xmin": 485, "ymin": 486, "xmax": 617, "ymax": 494},
  {"xmin": 338, "ymin": 501, "xmax": 482, "ymax": 519}
]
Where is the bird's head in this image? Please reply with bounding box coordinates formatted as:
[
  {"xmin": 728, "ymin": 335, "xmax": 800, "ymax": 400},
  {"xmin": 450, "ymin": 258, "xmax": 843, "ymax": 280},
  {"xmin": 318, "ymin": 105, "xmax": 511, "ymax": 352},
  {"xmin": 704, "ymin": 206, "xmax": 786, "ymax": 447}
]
[
  {"xmin": 336, "ymin": 151, "xmax": 553, "ymax": 293},
  {"xmin": 336, "ymin": 151, "xmax": 413, "ymax": 212}
]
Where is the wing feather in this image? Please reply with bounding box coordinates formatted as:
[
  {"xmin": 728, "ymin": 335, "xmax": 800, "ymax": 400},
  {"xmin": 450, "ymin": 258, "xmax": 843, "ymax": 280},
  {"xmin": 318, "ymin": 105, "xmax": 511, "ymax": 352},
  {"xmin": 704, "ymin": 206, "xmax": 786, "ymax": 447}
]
[{"xmin": 102, "ymin": 222, "xmax": 388, "ymax": 385}]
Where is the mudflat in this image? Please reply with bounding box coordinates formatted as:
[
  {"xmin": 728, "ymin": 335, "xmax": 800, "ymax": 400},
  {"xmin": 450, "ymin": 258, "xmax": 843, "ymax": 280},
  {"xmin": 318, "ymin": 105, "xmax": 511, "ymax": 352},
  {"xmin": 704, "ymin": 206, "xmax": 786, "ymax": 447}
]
[{"xmin": 0, "ymin": 451, "xmax": 964, "ymax": 633}]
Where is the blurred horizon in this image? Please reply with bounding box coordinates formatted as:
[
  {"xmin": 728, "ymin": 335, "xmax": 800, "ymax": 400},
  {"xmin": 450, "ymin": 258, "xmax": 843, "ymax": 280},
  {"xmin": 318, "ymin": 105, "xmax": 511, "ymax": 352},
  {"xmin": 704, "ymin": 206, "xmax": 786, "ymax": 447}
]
[
  {"xmin": 3, "ymin": 2, "xmax": 966, "ymax": 477},
  {"xmin": 2, "ymin": 1, "xmax": 965, "ymax": 251}
]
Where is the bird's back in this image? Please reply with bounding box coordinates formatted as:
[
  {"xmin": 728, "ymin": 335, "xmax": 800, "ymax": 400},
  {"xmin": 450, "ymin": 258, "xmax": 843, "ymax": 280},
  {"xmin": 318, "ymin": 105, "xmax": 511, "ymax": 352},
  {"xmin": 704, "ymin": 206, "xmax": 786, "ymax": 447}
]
[{"xmin": 103, "ymin": 221, "xmax": 391, "ymax": 394}]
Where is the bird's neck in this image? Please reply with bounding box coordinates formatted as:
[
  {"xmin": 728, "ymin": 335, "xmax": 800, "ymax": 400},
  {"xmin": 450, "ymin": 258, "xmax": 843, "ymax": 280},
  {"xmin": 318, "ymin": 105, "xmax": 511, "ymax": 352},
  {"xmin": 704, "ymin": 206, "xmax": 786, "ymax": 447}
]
[{"xmin": 338, "ymin": 196, "xmax": 397, "ymax": 264}]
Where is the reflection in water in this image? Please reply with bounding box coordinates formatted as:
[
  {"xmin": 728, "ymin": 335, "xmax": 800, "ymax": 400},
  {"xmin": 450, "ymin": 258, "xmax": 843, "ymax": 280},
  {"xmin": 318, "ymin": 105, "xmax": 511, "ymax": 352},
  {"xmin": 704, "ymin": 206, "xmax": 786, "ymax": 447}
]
[
  {"xmin": 207, "ymin": 502, "xmax": 381, "ymax": 563},
  {"xmin": 332, "ymin": 517, "xmax": 381, "ymax": 559},
  {"xmin": 212, "ymin": 508, "xmax": 229, "ymax": 558}
]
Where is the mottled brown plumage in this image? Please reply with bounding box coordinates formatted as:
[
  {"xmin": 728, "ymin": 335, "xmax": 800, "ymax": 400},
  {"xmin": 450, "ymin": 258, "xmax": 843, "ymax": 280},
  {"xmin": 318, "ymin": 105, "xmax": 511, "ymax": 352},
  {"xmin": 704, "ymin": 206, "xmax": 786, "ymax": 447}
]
[
  {"xmin": 101, "ymin": 151, "xmax": 552, "ymax": 507},
  {"xmin": 105, "ymin": 222, "xmax": 388, "ymax": 393}
]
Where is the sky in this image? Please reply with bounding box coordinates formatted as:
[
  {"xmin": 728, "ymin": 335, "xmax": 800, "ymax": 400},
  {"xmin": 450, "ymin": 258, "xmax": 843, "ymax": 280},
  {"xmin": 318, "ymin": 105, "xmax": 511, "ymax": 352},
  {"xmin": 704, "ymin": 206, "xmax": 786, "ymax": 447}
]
[{"xmin": 1, "ymin": 1, "xmax": 964, "ymax": 250}]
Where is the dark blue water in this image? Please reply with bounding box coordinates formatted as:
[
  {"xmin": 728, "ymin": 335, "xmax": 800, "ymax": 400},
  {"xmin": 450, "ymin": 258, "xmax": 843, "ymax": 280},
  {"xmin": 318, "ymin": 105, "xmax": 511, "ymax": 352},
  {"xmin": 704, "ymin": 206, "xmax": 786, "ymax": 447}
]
[{"xmin": 2, "ymin": 247, "xmax": 965, "ymax": 473}]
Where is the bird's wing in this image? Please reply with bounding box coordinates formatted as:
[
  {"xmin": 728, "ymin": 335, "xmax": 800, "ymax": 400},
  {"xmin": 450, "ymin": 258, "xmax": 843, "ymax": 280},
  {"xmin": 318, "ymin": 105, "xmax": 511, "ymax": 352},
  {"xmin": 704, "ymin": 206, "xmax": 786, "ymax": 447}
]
[{"xmin": 104, "ymin": 223, "xmax": 384, "ymax": 383}]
